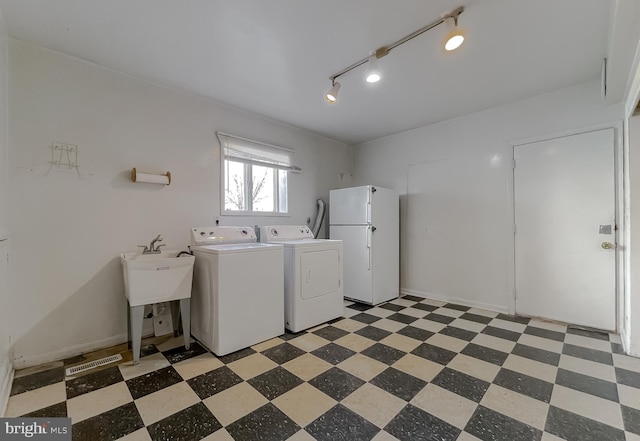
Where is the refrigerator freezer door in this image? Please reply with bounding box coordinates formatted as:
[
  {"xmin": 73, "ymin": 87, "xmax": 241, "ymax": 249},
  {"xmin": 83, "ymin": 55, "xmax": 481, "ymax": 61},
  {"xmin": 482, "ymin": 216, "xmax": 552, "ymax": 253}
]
[
  {"xmin": 329, "ymin": 225, "xmax": 373, "ymax": 303},
  {"xmin": 369, "ymin": 186, "xmax": 398, "ymax": 227},
  {"xmin": 330, "ymin": 186, "xmax": 371, "ymax": 225}
]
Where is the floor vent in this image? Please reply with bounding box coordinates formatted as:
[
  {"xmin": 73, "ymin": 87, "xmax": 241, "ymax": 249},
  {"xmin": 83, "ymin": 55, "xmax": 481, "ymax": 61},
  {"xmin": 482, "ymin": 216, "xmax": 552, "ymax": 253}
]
[{"xmin": 65, "ymin": 354, "xmax": 123, "ymax": 377}]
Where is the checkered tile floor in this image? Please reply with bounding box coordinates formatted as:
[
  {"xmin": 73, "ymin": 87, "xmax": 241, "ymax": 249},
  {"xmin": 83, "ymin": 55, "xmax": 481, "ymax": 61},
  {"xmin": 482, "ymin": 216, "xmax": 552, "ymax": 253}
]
[{"xmin": 5, "ymin": 296, "xmax": 640, "ymax": 441}]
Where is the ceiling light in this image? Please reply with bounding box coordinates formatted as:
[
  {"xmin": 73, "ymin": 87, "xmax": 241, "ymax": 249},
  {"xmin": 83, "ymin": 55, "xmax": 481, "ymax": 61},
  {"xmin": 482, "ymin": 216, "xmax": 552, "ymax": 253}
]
[
  {"xmin": 324, "ymin": 6, "xmax": 464, "ymax": 103},
  {"xmin": 325, "ymin": 81, "xmax": 341, "ymax": 104},
  {"xmin": 366, "ymin": 54, "xmax": 381, "ymax": 83},
  {"xmin": 444, "ymin": 16, "xmax": 464, "ymax": 51}
]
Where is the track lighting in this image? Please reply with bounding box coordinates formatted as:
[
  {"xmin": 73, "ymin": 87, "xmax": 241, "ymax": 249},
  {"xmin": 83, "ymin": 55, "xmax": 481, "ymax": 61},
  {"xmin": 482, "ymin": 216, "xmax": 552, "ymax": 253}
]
[
  {"xmin": 324, "ymin": 6, "xmax": 464, "ymax": 103},
  {"xmin": 444, "ymin": 16, "xmax": 464, "ymax": 51},
  {"xmin": 325, "ymin": 81, "xmax": 341, "ymax": 104},
  {"xmin": 366, "ymin": 54, "xmax": 381, "ymax": 83}
]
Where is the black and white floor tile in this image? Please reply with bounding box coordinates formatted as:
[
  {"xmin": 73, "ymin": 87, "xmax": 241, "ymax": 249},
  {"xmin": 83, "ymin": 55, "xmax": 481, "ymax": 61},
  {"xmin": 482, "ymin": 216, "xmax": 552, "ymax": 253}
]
[{"xmin": 5, "ymin": 296, "xmax": 640, "ymax": 441}]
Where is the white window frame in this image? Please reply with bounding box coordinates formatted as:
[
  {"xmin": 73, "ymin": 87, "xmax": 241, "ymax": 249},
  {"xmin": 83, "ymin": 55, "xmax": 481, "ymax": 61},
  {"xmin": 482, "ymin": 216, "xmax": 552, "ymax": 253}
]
[{"xmin": 218, "ymin": 132, "xmax": 301, "ymax": 216}]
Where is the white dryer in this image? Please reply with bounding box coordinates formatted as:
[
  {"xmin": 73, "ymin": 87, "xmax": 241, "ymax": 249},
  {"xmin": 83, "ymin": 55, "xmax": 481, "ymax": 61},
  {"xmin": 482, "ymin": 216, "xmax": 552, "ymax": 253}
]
[
  {"xmin": 260, "ymin": 225, "xmax": 343, "ymax": 332},
  {"xmin": 190, "ymin": 226, "xmax": 284, "ymax": 356}
]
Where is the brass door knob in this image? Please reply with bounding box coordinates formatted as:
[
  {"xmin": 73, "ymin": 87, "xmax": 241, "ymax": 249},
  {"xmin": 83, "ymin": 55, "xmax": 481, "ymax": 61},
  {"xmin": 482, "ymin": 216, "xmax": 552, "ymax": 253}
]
[{"xmin": 601, "ymin": 242, "xmax": 614, "ymax": 249}]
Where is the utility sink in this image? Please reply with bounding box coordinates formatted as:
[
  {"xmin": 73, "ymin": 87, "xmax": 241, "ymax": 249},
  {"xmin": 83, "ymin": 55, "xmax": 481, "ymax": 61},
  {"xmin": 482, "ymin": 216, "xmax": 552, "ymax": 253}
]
[
  {"xmin": 121, "ymin": 250, "xmax": 194, "ymax": 364},
  {"xmin": 121, "ymin": 251, "xmax": 195, "ymax": 307}
]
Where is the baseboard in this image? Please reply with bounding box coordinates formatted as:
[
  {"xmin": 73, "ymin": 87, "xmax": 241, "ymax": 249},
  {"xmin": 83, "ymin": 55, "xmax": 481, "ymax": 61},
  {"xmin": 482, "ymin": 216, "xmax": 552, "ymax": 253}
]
[
  {"xmin": 619, "ymin": 327, "xmax": 640, "ymax": 357},
  {"xmin": 621, "ymin": 328, "xmax": 630, "ymax": 355},
  {"xmin": 400, "ymin": 288, "xmax": 508, "ymax": 314},
  {"xmin": 12, "ymin": 334, "xmax": 129, "ymax": 370},
  {"xmin": 12, "ymin": 320, "xmax": 157, "ymax": 370},
  {"xmin": 0, "ymin": 354, "xmax": 14, "ymax": 417}
]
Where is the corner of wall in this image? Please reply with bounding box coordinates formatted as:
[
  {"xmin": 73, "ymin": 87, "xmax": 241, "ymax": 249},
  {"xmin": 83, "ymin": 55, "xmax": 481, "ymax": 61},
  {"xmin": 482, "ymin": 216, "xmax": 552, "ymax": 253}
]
[{"xmin": 0, "ymin": 4, "xmax": 13, "ymax": 418}]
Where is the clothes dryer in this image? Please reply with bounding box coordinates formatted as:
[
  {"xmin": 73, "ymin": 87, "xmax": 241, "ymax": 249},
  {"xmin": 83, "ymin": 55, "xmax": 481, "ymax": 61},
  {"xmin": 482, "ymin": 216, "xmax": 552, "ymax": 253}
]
[{"xmin": 260, "ymin": 225, "xmax": 343, "ymax": 332}]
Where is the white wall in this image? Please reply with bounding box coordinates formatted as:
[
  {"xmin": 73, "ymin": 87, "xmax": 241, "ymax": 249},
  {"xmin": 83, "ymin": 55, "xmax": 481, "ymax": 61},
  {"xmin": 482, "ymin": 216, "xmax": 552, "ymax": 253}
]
[
  {"xmin": 628, "ymin": 114, "xmax": 640, "ymax": 355},
  {"xmin": 353, "ymin": 81, "xmax": 623, "ymax": 313},
  {"xmin": 0, "ymin": 10, "xmax": 12, "ymax": 416},
  {"xmin": 621, "ymin": 17, "xmax": 640, "ymax": 356},
  {"xmin": 8, "ymin": 39, "xmax": 352, "ymax": 368}
]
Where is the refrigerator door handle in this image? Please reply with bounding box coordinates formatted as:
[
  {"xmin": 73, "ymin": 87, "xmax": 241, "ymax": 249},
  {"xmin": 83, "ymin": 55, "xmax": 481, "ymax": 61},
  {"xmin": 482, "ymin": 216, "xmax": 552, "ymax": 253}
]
[
  {"xmin": 366, "ymin": 201, "xmax": 371, "ymax": 224},
  {"xmin": 366, "ymin": 225, "xmax": 372, "ymax": 270}
]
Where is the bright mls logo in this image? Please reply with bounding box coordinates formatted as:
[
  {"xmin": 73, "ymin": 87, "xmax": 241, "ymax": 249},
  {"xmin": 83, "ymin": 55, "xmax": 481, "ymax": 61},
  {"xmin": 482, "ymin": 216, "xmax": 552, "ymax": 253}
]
[{"xmin": 0, "ymin": 418, "xmax": 71, "ymax": 440}]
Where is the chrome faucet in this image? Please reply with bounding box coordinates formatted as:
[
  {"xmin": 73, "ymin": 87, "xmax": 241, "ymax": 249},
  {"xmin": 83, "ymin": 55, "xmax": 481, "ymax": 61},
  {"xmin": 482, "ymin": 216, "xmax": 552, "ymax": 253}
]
[{"xmin": 138, "ymin": 235, "xmax": 165, "ymax": 254}]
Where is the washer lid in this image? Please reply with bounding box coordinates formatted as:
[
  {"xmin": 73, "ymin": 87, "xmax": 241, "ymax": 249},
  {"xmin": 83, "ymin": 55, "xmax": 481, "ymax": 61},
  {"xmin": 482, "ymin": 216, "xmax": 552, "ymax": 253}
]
[
  {"xmin": 191, "ymin": 226, "xmax": 256, "ymax": 246},
  {"xmin": 192, "ymin": 242, "xmax": 282, "ymax": 254}
]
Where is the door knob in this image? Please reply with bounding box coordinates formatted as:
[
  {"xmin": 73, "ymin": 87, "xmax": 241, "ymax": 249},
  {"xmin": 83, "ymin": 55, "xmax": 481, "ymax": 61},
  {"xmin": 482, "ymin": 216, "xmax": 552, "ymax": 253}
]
[{"xmin": 601, "ymin": 242, "xmax": 615, "ymax": 249}]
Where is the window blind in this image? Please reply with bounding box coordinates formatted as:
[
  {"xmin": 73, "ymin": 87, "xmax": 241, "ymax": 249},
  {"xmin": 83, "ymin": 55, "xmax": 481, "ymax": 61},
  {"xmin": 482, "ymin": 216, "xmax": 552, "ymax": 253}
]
[{"xmin": 217, "ymin": 132, "xmax": 302, "ymax": 172}]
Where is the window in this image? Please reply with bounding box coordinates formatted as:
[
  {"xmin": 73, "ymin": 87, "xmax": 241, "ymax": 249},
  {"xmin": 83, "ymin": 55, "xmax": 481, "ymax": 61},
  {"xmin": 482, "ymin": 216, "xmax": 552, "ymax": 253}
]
[{"xmin": 218, "ymin": 132, "xmax": 301, "ymax": 215}]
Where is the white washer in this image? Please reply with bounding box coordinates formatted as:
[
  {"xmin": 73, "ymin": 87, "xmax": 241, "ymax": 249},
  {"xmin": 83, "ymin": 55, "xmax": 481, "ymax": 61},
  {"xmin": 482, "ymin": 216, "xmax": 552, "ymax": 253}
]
[
  {"xmin": 190, "ymin": 226, "xmax": 284, "ymax": 356},
  {"xmin": 260, "ymin": 225, "xmax": 343, "ymax": 332}
]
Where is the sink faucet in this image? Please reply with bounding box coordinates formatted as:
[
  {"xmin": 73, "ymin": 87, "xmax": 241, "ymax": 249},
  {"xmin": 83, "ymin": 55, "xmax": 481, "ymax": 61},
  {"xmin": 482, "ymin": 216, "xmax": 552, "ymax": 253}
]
[{"xmin": 138, "ymin": 235, "xmax": 165, "ymax": 254}]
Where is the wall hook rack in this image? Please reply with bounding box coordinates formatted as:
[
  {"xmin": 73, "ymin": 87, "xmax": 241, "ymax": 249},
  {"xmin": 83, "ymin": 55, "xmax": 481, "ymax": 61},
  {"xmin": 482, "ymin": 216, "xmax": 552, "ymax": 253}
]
[
  {"xmin": 50, "ymin": 142, "xmax": 79, "ymax": 171},
  {"xmin": 17, "ymin": 142, "xmax": 93, "ymax": 179}
]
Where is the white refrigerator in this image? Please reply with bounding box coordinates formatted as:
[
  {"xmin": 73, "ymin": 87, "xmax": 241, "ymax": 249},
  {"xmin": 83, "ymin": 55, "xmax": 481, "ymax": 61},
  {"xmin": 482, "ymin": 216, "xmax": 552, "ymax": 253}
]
[{"xmin": 329, "ymin": 185, "xmax": 399, "ymax": 304}]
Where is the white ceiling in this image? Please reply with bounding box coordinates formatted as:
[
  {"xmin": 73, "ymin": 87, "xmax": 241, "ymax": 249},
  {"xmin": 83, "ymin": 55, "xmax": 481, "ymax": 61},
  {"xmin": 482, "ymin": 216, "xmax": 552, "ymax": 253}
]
[{"xmin": 0, "ymin": 0, "xmax": 631, "ymax": 144}]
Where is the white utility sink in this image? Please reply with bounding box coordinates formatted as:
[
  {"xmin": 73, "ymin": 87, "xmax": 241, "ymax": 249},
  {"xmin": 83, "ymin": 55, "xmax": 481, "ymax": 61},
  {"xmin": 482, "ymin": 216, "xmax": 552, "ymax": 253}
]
[
  {"xmin": 120, "ymin": 250, "xmax": 195, "ymax": 307},
  {"xmin": 121, "ymin": 249, "xmax": 195, "ymax": 364}
]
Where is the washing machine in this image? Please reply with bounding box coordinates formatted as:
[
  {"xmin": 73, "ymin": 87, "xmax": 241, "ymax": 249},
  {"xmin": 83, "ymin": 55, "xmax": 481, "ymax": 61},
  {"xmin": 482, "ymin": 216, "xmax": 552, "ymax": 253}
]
[
  {"xmin": 190, "ymin": 226, "xmax": 284, "ymax": 356},
  {"xmin": 260, "ymin": 225, "xmax": 343, "ymax": 332}
]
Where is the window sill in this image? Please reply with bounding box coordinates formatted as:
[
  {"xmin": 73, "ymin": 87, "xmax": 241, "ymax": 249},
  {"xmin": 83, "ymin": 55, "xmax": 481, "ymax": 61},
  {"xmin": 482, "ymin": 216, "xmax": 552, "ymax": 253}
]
[{"xmin": 221, "ymin": 211, "xmax": 291, "ymax": 217}]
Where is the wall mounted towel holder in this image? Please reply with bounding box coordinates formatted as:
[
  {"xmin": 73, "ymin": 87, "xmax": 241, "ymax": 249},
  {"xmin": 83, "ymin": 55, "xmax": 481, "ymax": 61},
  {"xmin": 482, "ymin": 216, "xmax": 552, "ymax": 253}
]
[{"xmin": 131, "ymin": 168, "xmax": 171, "ymax": 185}]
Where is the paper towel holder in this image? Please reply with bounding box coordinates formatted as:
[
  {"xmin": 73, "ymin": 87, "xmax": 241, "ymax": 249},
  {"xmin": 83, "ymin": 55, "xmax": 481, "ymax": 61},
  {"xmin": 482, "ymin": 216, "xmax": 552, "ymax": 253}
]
[{"xmin": 131, "ymin": 168, "xmax": 171, "ymax": 186}]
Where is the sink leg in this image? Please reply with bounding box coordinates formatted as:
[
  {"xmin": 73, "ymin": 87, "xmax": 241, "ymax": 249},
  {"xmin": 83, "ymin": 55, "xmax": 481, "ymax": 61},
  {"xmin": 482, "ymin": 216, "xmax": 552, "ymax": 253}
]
[
  {"xmin": 180, "ymin": 298, "xmax": 191, "ymax": 350},
  {"xmin": 130, "ymin": 305, "xmax": 145, "ymax": 364},
  {"xmin": 127, "ymin": 301, "xmax": 132, "ymax": 350},
  {"xmin": 170, "ymin": 301, "xmax": 181, "ymax": 337}
]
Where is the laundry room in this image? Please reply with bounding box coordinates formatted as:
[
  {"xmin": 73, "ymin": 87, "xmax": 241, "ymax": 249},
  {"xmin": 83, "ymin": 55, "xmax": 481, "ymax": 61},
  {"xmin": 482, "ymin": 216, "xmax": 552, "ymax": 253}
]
[{"xmin": 2, "ymin": 1, "xmax": 640, "ymax": 440}]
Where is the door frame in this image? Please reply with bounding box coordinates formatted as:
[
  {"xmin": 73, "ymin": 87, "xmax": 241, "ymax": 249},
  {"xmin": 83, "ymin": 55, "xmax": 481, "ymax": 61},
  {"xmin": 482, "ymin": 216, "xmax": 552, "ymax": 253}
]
[{"xmin": 508, "ymin": 121, "xmax": 624, "ymax": 332}]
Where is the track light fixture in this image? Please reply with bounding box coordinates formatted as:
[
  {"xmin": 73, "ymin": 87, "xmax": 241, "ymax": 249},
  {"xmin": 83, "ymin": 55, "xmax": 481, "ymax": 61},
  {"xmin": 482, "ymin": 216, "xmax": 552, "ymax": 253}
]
[
  {"xmin": 444, "ymin": 16, "xmax": 464, "ymax": 51},
  {"xmin": 325, "ymin": 80, "xmax": 341, "ymax": 103},
  {"xmin": 324, "ymin": 6, "xmax": 464, "ymax": 104},
  {"xmin": 366, "ymin": 54, "xmax": 381, "ymax": 83}
]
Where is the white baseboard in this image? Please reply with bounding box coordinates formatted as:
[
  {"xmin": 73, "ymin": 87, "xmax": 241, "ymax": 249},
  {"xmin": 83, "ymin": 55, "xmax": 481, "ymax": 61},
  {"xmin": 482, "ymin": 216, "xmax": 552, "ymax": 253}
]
[
  {"xmin": 0, "ymin": 354, "xmax": 14, "ymax": 417},
  {"xmin": 12, "ymin": 334, "xmax": 129, "ymax": 370},
  {"xmin": 619, "ymin": 327, "xmax": 639, "ymax": 357},
  {"xmin": 12, "ymin": 321, "xmax": 156, "ymax": 370},
  {"xmin": 401, "ymin": 288, "xmax": 508, "ymax": 314},
  {"xmin": 621, "ymin": 327, "xmax": 630, "ymax": 355}
]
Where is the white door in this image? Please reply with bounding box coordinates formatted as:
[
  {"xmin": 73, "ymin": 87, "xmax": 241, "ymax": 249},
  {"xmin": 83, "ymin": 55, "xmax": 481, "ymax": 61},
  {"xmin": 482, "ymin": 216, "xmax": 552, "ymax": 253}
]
[{"xmin": 514, "ymin": 128, "xmax": 616, "ymax": 330}]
